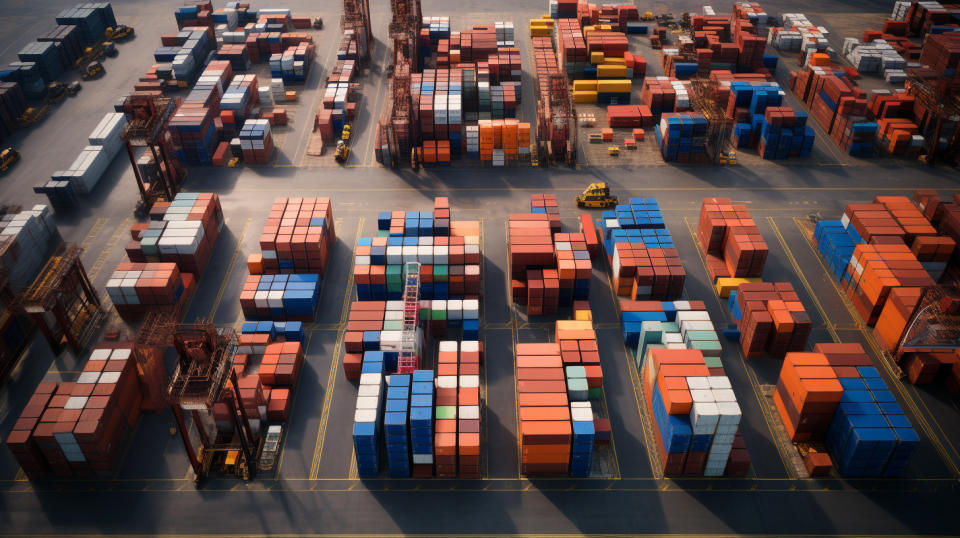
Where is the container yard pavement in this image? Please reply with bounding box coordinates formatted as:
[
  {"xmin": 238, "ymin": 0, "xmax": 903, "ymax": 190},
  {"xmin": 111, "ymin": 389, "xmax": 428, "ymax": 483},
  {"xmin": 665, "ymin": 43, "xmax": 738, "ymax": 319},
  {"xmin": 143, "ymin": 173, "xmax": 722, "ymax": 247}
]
[{"xmin": 2, "ymin": 0, "xmax": 960, "ymax": 536}]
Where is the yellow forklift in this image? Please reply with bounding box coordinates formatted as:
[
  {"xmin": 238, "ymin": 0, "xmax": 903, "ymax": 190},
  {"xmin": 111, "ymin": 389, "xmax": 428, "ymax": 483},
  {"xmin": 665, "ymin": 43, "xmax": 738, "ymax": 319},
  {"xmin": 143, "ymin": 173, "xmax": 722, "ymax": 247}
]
[
  {"xmin": 575, "ymin": 182, "xmax": 618, "ymax": 208},
  {"xmin": 18, "ymin": 105, "xmax": 52, "ymax": 127},
  {"xmin": 0, "ymin": 147, "xmax": 21, "ymax": 174},
  {"xmin": 104, "ymin": 24, "xmax": 134, "ymax": 42}
]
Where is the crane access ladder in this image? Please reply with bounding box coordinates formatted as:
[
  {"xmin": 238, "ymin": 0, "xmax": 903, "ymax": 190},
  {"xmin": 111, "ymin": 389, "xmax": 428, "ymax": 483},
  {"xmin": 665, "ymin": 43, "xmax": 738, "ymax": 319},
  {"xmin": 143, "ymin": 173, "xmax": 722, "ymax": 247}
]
[{"xmin": 397, "ymin": 261, "xmax": 421, "ymax": 373}]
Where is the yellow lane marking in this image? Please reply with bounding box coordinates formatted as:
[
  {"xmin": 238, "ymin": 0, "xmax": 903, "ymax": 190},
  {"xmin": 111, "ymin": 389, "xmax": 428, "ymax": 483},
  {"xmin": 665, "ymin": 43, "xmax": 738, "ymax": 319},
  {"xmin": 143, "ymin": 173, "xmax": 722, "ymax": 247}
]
[
  {"xmin": 209, "ymin": 218, "xmax": 252, "ymax": 319},
  {"xmin": 87, "ymin": 215, "xmax": 133, "ymax": 282},
  {"xmin": 308, "ymin": 218, "xmax": 362, "ymax": 479},
  {"xmin": 80, "ymin": 218, "xmax": 109, "ymax": 249}
]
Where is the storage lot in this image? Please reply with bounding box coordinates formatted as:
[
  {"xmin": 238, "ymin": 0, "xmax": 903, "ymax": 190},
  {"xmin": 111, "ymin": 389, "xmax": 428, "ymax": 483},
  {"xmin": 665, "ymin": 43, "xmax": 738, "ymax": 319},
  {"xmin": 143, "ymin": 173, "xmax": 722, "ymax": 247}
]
[{"xmin": 2, "ymin": 0, "xmax": 960, "ymax": 535}]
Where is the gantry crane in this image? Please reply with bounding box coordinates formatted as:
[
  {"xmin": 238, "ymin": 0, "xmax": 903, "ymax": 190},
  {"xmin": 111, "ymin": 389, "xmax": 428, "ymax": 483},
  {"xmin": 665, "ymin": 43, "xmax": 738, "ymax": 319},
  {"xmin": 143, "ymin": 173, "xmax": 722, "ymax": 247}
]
[
  {"xmin": 121, "ymin": 94, "xmax": 185, "ymax": 215},
  {"xmin": 18, "ymin": 244, "xmax": 102, "ymax": 356}
]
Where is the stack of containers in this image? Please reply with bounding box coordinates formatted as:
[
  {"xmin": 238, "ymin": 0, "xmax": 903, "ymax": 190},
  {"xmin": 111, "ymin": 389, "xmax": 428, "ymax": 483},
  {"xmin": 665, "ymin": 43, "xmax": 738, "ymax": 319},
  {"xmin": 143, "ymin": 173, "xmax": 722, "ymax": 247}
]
[
  {"xmin": 624, "ymin": 300, "xmax": 720, "ymax": 365},
  {"xmin": 169, "ymin": 104, "xmax": 218, "ymax": 166},
  {"xmin": 342, "ymin": 301, "xmax": 401, "ymax": 376},
  {"xmin": 732, "ymin": 282, "xmax": 812, "ymax": 358},
  {"xmin": 221, "ymin": 74, "xmax": 259, "ymax": 123},
  {"xmin": 516, "ymin": 342, "xmax": 571, "ymax": 475},
  {"xmin": 0, "ymin": 205, "xmax": 61, "ymax": 292},
  {"xmin": 642, "ymin": 348, "xmax": 743, "ymax": 476},
  {"xmin": 774, "ymin": 343, "xmax": 919, "ymax": 477},
  {"xmin": 105, "ymin": 262, "xmax": 193, "ymax": 320},
  {"xmin": 841, "ymin": 243, "xmax": 934, "ymax": 326},
  {"xmin": 270, "ymin": 42, "xmax": 314, "ymax": 83},
  {"xmin": 410, "ymin": 369, "xmax": 435, "ymax": 477},
  {"xmin": 557, "ymin": 320, "xmax": 603, "ymax": 400},
  {"xmin": 726, "ymin": 82, "xmax": 815, "ymax": 159},
  {"xmin": 774, "ymin": 350, "xmax": 845, "ymax": 442},
  {"xmin": 239, "ymin": 274, "xmax": 322, "ymax": 320},
  {"xmin": 843, "ymin": 38, "xmax": 907, "ymax": 82},
  {"xmin": 55, "ymin": 3, "xmax": 114, "ymax": 46},
  {"xmin": 789, "ymin": 66, "xmax": 877, "ymax": 157},
  {"xmin": 49, "ymin": 112, "xmax": 128, "ymax": 195},
  {"xmin": 569, "ymin": 401, "xmax": 595, "ymax": 477},
  {"xmin": 0, "ymin": 82, "xmax": 27, "ymax": 142},
  {"xmin": 6, "ymin": 343, "xmax": 141, "ymax": 478},
  {"xmin": 37, "ymin": 25, "xmax": 84, "ymax": 70},
  {"xmin": 237, "ymin": 118, "xmax": 274, "ymax": 164},
  {"xmin": 249, "ymin": 197, "xmax": 336, "ymax": 275},
  {"xmin": 353, "ymin": 353, "xmax": 384, "ymax": 478},
  {"xmin": 354, "ymin": 199, "xmax": 482, "ymax": 302},
  {"xmin": 815, "ymin": 220, "xmax": 866, "ymax": 279},
  {"xmin": 558, "ymin": 19, "xmax": 587, "ymax": 77},
  {"xmin": 128, "ymin": 192, "xmax": 223, "ymax": 275},
  {"xmin": 385, "ymin": 374, "xmax": 411, "ymax": 477},
  {"xmin": 458, "ymin": 341, "xmax": 482, "ymax": 478},
  {"xmin": 16, "ymin": 42, "xmax": 64, "ymax": 84},
  {"xmin": 609, "ymin": 243, "xmax": 684, "ymax": 299},
  {"xmin": 656, "ymin": 113, "xmax": 709, "ymax": 162},
  {"xmin": 434, "ymin": 341, "xmax": 458, "ymax": 477},
  {"xmin": 508, "ymin": 213, "xmax": 557, "ymax": 313},
  {"xmin": 697, "ymin": 197, "xmax": 768, "ymax": 282},
  {"xmin": 240, "ymin": 320, "xmax": 304, "ymax": 342},
  {"xmin": 553, "ymin": 232, "xmax": 593, "ymax": 302},
  {"xmin": 731, "ymin": 2, "xmax": 772, "ymax": 71}
]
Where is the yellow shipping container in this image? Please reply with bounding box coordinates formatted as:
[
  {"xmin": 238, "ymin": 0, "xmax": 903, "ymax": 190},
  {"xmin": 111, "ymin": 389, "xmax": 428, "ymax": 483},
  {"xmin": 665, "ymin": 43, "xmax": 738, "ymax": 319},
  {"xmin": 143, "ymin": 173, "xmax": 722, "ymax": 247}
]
[
  {"xmin": 573, "ymin": 91, "xmax": 598, "ymax": 103},
  {"xmin": 596, "ymin": 79, "xmax": 632, "ymax": 93},
  {"xmin": 572, "ymin": 80, "xmax": 598, "ymax": 91},
  {"xmin": 603, "ymin": 57, "xmax": 626, "ymax": 66},
  {"xmin": 530, "ymin": 27, "xmax": 552, "ymax": 37},
  {"xmin": 590, "ymin": 51, "xmax": 605, "ymax": 64},
  {"xmin": 575, "ymin": 310, "xmax": 593, "ymax": 322},
  {"xmin": 597, "ymin": 64, "xmax": 627, "ymax": 78},
  {"xmin": 714, "ymin": 277, "xmax": 763, "ymax": 298},
  {"xmin": 530, "ymin": 17, "xmax": 554, "ymax": 27}
]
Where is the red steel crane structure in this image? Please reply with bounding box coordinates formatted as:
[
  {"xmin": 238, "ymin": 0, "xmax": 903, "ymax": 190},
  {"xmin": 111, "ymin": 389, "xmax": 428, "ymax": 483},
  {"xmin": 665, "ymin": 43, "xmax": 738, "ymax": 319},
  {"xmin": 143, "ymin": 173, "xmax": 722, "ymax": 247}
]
[
  {"xmin": 536, "ymin": 73, "xmax": 576, "ymax": 166},
  {"xmin": 377, "ymin": 0, "xmax": 422, "ymax": 167},
  {"xmin": 342, "ymin": 0, "xmax": 373, "ymax": 65},
  {"xmin": 121, "ymin": 94, "xmax": 185, "ymax": 215},
  {"xmin": 18, "ymin": 244, "xmax": 102, "ymax": 356}
]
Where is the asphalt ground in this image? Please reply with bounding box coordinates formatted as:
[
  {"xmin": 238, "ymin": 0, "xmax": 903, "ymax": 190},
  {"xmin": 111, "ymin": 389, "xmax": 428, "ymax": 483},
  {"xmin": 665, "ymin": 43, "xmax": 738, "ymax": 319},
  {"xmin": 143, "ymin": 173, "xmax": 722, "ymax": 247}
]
[{"xmin": 2, "ymin": 0, "xmax": 960, "ymax": 535}]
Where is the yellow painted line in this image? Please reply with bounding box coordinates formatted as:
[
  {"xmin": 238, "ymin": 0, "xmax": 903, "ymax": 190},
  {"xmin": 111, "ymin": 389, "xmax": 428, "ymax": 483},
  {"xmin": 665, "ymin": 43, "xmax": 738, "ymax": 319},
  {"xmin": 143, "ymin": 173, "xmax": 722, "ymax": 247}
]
[
  {"xmin": 791, "ymin": 217, "xmax": 862, "ymax": 327},
  {"xmin": 683, "ymin": 217, "xmax": 794, "ymax": 479},
  {"xmin": 86, "ymin": 215, "xmax": 133, "ymax": 281},
  {"xmin": 789, "ymin": 218, "xmax": 960, "ymax": 478},
  {"xmin": 309, "ymin": 217, "xmax": 362, "ymax": 479},
  {"xmin": 347, "ymin": 448, "xmax": 357, "ymax": 480},
  {"xmin": 13, "ymin": 468, "xmax": 26, "ymax": 482},
  {"xmin": 209, "ymin": 217, "xmax": 252, "ymax": 319},
  {"xmin": 274, "ymin": 330, "xmax": 314, "ymax": 478},
  {"xmin": 80, "ymin": 218, "xmax": 109, "ymax": 250}
]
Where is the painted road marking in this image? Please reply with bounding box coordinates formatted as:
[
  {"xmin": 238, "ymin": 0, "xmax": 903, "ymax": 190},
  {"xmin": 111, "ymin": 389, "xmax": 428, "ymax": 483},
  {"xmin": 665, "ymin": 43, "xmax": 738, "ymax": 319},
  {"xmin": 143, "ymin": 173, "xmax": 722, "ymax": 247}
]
[
  {"xmin": 209, "ymin": 218, "xmax": 252, "ymax": 320},
  {"xmin": 308, "ymin": 218, "xmax": 362, "ymax": 479}
]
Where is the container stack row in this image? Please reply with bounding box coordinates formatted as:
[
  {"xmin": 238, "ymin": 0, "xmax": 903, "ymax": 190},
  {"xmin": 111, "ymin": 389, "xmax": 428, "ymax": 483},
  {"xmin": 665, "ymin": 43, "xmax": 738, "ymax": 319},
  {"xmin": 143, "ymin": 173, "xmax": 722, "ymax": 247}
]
[
  {"xmin": 248, "ymin": 197, "xmax": 336, "ymax": 275},
  {"xmin": 239, "ymin": 274, "xmax": 321, "ymax": 320},
  {"xmin": 6, "ymin": 344, "xmax": 142, "ymax": 479},
  {"xmin": 105, "ymin": 262, "xmax": 193, "ymax": 319},
  {"xmin": 509, "ymin": 198, "xmax": 600, "ymax": 315},
  {"xmin": 0, "ymin": 205, "xmax": 61, "ymax": 293},
  {"xmin": 729, "ymin": 282, "xmax": 812, "ymax": 358},
  {"xmin": 642, "ymin": 347, "xmax": 748, "ymax": 477},
  {"xmin": 774, "ymin": 344, "xmax": 918, "ymax": 477},
  {"xmin": 790, "ymin": 66, "xmax": 877, "ymax": 157},
  {"xmin": 434, "ymin": 341, "xmax": 482, "ymax": 478},
  {"xmin": 599, "ymin": 198, "xmax": 685, "ymax": 300},
  {"xmin": 697, "ymin": 197, "xmax": 769, "ymax": 282},
  {"xmin": 126, "ymin": 192, "xmax": 224, "ymax": 275},
  {"xmin": 354, "ymin": 198, "xmax": 482, "ymax": 303}
]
